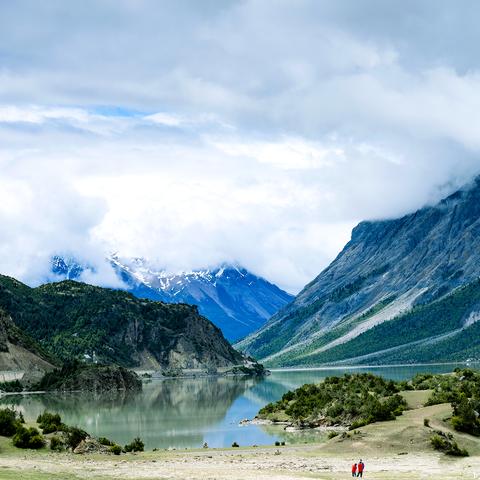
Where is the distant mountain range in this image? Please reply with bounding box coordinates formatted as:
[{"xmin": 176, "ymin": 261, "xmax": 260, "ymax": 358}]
[
  {"xmin": 51, "ymin": 256, "xmax": 293, "ymax": 342},
  {"xmin": 237, "ymin": 176, "xmax": 480, "ymax": 366}
]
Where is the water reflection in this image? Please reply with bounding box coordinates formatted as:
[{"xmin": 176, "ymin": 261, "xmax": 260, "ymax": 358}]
[
  {"xmin": 2, "ymin": 376, "xmax": 260, "ymax": 449},
  {"xmin": 1, "ymin": 364, "xmax": 471, "ymax": 449}
]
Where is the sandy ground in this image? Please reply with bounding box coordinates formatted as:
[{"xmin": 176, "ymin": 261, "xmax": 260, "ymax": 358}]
[
  {"xmin": 1, "ymin": 400, "xmax": 479, "ymax": 480},
  {"xmin": 0, "ymin": 445, "xmax": 478, "ymax": 480}
]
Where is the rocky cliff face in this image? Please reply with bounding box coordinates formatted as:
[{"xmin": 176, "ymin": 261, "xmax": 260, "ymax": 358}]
[
  {"xmin": 0, "ymin": 275, "xmax": 245, "ymax": 370},
  {"xmin": 0, "ymin": 307, "xmax": 55, "ymax": 372},
  {"xmin": 237, "ymin": 176, "xmax": 480, "ymax": 366}
]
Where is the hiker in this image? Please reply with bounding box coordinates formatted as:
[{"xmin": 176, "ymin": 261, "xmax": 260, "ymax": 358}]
[
  {"xmin": 357, "ymin": 459, "xmax": 365, "ymax": 477},
  {"xmin": 351, "ymin": 462, "xmax": 357, "ymax": 477}
]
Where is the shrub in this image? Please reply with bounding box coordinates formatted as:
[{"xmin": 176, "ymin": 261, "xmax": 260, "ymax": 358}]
[
  {"xmin": 37, "ymin": 411, "xmax": 63, "ymax": 434},
  {"xmin": 350, "ymin": 419, "xmax": 368, "ymax": 430},
  {"xmin": 274, "ymin": 441, "xmax": 280, "ymax": 446},
  {"xmin": 124, "ymin": 437, "xmax": 144, "ymax": 452},
  {"xmin": 451, "ymin": 398, "xmax": 480, "ymax": 436},
  {"xmin": 424, "ymin": 418, "xmax": 430, "ymax": 428},
  {"xmin": 231, "ymin": 441, "xmax": 239, "ymax": 448},
  {"xmin": 64, "ymin": 426, "xmax": 88, "ymax": 450},
  {"xmin": 12, "ymin": 426, "xmax": 45, "ymax": 449},
  {"xmin": 430, "ymin": 431, "xmax": 468, "ymax": 457},
  {"xmin": 0, "ymin": 380, "xmax": 23, "ymax": 393},
  {"xmin": 430, "ymin": 433, "xmax": 446, "ymax": 450},
  {"xmin": 0, "ymin": 407, "xmax": 21, "ymax": 437},
  {"xmin": 50, "ymin": 435, "xmax": 64, "ymax": 451},
  {"xmin": 98, "ymin": 436, "xmax": 115, "ymax": 446},
  {"xmin": 110, "ymin": 444, "xmax": 122, "ymax": 455},
  {"xmin": 328, "ymin": 431, "xmax": 339, "ymax": 439}
]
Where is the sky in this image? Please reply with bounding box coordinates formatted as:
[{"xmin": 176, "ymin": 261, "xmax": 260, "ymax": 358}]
[{"xmin": 1, "ymin": 0, "xmax": 480, "ymax": 293}]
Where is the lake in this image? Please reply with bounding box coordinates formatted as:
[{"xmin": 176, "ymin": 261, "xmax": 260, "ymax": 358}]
[{"xmin": 0, "ymin": 364, "xmax": 467, "ymax": 449}]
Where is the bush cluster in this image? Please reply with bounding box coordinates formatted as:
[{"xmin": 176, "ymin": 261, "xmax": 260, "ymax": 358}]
[
  {"xmin": 36, "ymin": 411, "xmax": 87, "ymax": 450},
  {"xmin": 259, "ymin": 373, "xmax": 406, "ymax": 428},
  {"xmin": 2, "ymin": 407, "xmax": 144, "ymax": 455},
  {"xmin": 50, "ymin": 435, "xmax": 64, "ymax": 451},
  {"xmin": 0, "ymin": 407, "xmax": 45, "ymax": 449},
  {"xmin": 37, "ymin": 411, "xmax": 64, "ymax": 434},
  {"xmin": 12, "ymin": 426, "xmax": 45, "ymax": 449},
  {"xmin": 98, "ymin": 436, "xmax": 122, "ymax": 455},
  {"xmin": 64, "ymin": 426, "xmax": 88, "ymax": 450},
  {"xmin": 0, "ymin": 407, "xmax": 22, "ymax": 437},
  {"xmin": 98, "ymin": 436, "xmax": 115, "ymax": 446},
  {"xmin": 430, "ymin": 430, "xmax": 468, "ymax": 457},
  {"xmin": 110, "ymin": 444, "xmax": 122, "ymax": 455},
  {"xmin": 0, "ymin": 380, "xmax": 23, "ymax": 393},
  {"xmin": 124, "ymin": 437, "xmax": 144, "ymax": 452}
]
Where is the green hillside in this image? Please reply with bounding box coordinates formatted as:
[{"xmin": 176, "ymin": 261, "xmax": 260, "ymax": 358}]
[
  {"xmin": 0, "ymin": 275, "xmax": 244, "ymax": 369},
  {"xmin": 266, "ymin": 279, "xmax": 480, "ymax": 366}
]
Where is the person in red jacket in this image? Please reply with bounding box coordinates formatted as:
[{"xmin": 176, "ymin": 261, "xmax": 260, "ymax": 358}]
[
  {"xmin": 357, "ymin": 459, "xmax": 365, "ymax": 477},
  {"xmin": 351, "ymin": 463, "xmax": 357, "ymax": 477}
]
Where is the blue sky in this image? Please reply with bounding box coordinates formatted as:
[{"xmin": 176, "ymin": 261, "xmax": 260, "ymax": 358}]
[{"xmin": 1, "ymin": 0, "xmax": 480, "ymax": 292}]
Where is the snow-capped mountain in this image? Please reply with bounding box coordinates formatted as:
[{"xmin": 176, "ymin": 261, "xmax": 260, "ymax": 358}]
[
  {"xmin": 109, "ymin": 256, "xmax": 294, "ymax": 341},
  {"xmin": 49, "ymin": 255, "xmax": 293, "ymax": 342},
  {"xmin": 51, "ymin": 255, "xmax": 87, "ymax": 279}
]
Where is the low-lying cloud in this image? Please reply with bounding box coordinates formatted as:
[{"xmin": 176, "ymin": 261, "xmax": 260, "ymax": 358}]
[{"xmin": 1, "ymin": 1, "xmax": 480, "ymax": 293}]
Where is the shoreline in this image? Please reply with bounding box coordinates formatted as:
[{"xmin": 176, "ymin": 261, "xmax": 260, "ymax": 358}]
[
  {"xmin": 268, "ymin": 360, "xmax": 479, "ymax": 372},
  {"xmin": 1, "ymin": 362, "xmax": 476, "ymax": 402}
]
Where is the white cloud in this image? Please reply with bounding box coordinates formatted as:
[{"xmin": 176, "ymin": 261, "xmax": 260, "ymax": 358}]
[
  {"xmin": 0, "ymin": 1, "xmax": 480, "ymax": 293},
  {"xmin": 145, "ymin": 112, "xmax": 184, "ymax": 127},
  {"xmin": 210, "ymin": 138, "xmax": 345, "ymax": 170}
]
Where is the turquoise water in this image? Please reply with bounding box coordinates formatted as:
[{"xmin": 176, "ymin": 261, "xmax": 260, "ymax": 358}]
[{"xmin": 1, "ymin": 364, "xmax": 466, "ymax": 449}]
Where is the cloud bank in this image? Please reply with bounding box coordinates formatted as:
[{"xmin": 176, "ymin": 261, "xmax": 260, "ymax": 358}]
[{"xmin": 1, "ymin": 0, "xmax": 480, "ymax": 292}]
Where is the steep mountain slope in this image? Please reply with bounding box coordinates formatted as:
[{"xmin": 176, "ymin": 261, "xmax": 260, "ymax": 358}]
[
  {"xmin": 52, "ymin": 256, "xmax": 293, "ymax": 342},
  {"xmin": 0, "ymin": 307, "xmax": 55, "ymax": 372},
  {"xmin": 0, "ymin": 274, "xmax": 245, "ymax": 370},
  {"xmin": 110, "ymin": 257, "xmax": 293, "ymax": 341},
  {"xmin": 237, "ymin": 177, "xmax": 480, "ymax": 366}
]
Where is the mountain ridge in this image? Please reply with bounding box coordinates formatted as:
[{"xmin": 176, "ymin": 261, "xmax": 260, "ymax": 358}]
[{"xmin": 237, "ymin": 176, "xmax": 480, "ymax": 366}]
